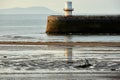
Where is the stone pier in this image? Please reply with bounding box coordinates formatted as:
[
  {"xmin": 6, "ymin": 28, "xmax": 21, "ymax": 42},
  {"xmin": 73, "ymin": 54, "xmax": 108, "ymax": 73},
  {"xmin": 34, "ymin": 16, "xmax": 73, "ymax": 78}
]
[{"xmin": 46, "ymin": 15, "xmax": 120, "ymax": 34}]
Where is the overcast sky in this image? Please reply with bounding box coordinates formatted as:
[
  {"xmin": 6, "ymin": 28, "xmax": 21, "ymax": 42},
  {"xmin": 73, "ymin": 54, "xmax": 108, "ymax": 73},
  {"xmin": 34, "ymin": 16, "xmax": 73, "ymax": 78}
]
[{"xmin": 0, "ymin": 0, "xmax": 120, "ymax": 14}]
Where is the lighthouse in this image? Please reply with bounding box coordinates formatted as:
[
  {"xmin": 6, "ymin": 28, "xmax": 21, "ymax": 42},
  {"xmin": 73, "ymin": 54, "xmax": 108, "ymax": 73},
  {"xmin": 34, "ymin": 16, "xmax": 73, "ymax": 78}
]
[{"xmin": 64, "ymin": 1, "xmax": 74, "ymax": 16}]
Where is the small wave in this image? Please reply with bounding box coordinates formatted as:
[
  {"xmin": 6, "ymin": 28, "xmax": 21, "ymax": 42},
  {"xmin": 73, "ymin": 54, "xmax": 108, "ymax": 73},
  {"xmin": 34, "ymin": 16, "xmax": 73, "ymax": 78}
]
[
  {"xmin": 2, "ymin": 35, "xmax": 35, "ymax": 39},
  {"xmin": 13, "ymin": 36, "xmax": 34, "ymax": 39}
]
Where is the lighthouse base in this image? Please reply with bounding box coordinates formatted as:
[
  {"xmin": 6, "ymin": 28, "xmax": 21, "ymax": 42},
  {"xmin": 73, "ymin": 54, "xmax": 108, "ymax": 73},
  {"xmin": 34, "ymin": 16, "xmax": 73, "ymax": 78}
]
[{"xmin": 46, "ymin": 15, "xmax": 120, "ymax": 34}]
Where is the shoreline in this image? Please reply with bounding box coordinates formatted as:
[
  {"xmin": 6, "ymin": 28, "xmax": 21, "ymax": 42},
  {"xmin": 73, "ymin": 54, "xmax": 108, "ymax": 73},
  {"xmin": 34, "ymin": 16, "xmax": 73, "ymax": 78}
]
[
  {"xmin": 0, "ymin": 71, "xmax": 120, "ymax": 80},
  {"xmin": 0, "ymin": 71, "xmax": 120, "ymax": 75},
  {"xmin": 0, "ymin": 41, "xmax": 120, "ymax": 46}
]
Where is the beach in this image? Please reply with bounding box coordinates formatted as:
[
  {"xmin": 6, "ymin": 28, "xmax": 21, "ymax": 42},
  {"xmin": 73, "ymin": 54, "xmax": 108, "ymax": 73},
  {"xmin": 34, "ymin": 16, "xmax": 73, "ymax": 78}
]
[
  {"xmin": 0, "ymin": 72, "xmax": 120, "ymax": 80},
  {"xmin": 0, "ymin": 41, "xmax": 120, "ymax": 46},
  {"xmin": 0, "ymin": 42, "xmax": 120, "ymax": 80}
]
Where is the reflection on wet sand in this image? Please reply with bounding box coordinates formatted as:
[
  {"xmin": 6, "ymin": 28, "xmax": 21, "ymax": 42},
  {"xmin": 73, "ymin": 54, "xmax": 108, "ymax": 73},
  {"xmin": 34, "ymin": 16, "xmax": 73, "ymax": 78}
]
[
  {"xmin": 64, "ymin": 36, "xmax": 73, "ymax": 63},
  {"xmin": 65, "ymin": 48, "xmax": 73, "ymax": 63}
]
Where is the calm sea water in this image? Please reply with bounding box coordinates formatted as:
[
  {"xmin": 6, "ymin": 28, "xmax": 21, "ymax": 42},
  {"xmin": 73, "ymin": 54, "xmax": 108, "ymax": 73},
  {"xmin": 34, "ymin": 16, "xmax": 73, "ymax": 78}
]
[{"xmin": 0, "ymin": 14, "xmax": 120, "ymax": 42}]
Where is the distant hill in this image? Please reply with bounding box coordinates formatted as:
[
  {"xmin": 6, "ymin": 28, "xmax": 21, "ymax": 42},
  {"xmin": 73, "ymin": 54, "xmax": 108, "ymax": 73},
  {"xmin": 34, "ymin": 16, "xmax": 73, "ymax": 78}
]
[{"xmin": 0, "ymin": 7, "xmax": 59, "ymax": 14}]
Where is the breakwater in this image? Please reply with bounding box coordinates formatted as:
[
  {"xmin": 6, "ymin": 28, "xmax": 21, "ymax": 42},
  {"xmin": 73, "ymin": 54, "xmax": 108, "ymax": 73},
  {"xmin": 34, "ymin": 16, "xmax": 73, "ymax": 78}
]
[{"xmin": 46, "ymin": 15, "xmax": 120, "ymax": 34}]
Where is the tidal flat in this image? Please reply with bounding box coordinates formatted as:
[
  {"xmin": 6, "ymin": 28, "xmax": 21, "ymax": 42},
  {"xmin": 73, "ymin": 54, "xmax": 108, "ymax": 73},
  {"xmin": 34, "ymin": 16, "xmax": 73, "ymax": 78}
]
[{"xmin": 0, "ymin": 43, "xmax": 120, "ymax": 80}]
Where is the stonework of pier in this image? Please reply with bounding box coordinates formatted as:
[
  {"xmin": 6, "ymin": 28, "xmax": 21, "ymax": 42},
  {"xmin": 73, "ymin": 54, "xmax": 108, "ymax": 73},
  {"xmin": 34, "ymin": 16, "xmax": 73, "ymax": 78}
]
[{"xmin": 46, "ymin": 15, "xmax": 120, "ymax": 34}]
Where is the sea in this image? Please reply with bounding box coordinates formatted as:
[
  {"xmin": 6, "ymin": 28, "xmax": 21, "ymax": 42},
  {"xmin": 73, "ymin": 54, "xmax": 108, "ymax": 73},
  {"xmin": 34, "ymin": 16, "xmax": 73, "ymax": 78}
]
[{"xmin": 0, "ymin": 14, "xmax": 120, "ymax": 42}]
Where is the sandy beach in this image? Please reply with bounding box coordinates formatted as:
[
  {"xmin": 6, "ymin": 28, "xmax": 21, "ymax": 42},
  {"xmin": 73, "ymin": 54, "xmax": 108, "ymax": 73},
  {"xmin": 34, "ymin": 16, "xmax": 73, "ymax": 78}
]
[
  {"xmin": 0, "ymin": 72, "xmax": 120, "ymax": 80},
  {"xmin": 0, "ymin": 41, "xmax": 120, "ymax": 46},
  {"xmin": 0, "ymin": 42, "xmax": 120, "ymax": 80}
]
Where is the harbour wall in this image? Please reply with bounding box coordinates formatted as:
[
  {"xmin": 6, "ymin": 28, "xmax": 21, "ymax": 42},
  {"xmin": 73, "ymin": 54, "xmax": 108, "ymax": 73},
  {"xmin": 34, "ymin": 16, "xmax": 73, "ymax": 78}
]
[{"xmin": 46, "ymin": 15, "xmax": 120, "ymax": 34}]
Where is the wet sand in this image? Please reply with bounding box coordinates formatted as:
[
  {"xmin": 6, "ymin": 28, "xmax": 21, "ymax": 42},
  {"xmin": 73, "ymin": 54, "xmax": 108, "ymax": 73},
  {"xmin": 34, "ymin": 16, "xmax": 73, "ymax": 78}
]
[
  {"xmin": 0, "ymin": 72, "xmax": 120, "ymax": 80},
  {"xmin": 0, "ymin": 41, "xmax": 120, "ymax": 46},
  {"xmin": 0, "ymin": 42, "xmax": 120, "ymax": 80}
]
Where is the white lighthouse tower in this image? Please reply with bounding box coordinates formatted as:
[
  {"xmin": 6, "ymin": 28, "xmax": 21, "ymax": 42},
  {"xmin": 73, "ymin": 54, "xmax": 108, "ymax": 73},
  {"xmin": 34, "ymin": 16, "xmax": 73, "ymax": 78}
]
[{"xmin": 64, "ymin": 1, "xmax": 74, "ymax": 16}]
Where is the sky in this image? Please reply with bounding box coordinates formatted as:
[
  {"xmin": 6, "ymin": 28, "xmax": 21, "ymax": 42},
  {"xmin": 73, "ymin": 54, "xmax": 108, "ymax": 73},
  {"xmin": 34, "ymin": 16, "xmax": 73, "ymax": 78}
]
[{"xmin": 0, "ymin": 0, "xmax": 120, "ymax": 14}]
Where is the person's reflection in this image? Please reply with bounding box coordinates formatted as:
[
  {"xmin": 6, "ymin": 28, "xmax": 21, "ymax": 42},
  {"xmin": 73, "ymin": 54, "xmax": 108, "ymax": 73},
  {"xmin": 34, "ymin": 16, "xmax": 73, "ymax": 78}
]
[{"xmin": 64, "ymin": 47, "xmax": 73, "ymax": 63}]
